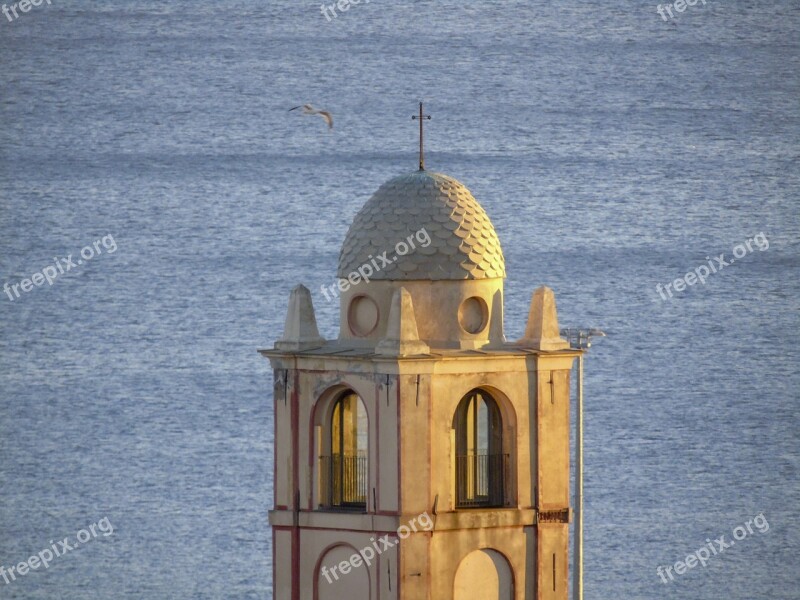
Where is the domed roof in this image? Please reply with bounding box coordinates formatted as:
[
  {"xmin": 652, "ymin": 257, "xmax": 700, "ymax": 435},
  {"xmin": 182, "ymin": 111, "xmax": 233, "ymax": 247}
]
[{"xmin": 338, "ymin": 170, "xmax": 505, "ymax": 281}]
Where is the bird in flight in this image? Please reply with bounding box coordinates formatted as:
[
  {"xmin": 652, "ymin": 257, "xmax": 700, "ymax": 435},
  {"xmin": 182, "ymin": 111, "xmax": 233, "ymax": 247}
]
[{"xmin": 289, "ymin": 104, "xmax": 333, "ymax": 130}]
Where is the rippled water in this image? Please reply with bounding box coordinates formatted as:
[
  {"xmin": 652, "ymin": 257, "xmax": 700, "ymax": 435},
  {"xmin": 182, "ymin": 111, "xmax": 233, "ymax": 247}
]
[{"xmin": 1, "ymin": 1, "xmax": 798, "ymax": 598}]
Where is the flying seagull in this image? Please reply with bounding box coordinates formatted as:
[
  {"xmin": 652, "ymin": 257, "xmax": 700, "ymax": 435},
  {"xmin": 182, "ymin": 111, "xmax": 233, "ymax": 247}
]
[{"xmin": 289, "ymin": 104, "xmax": 333, "ymax": 129}]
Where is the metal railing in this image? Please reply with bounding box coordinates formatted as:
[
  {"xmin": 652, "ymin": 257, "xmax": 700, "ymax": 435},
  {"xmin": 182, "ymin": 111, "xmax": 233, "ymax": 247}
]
[
  {"xmin": 456, "ymin": 453, "xmax": 509, "ymax": 508},
  {"xmin": 319, "ymin": 454, "xmax": 367, "ymax": 510}
]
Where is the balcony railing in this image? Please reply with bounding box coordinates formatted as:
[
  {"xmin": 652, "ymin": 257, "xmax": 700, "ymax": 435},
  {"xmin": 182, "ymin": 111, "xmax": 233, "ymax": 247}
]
[
  {"xmin": 456, "ymin": 453, "xmax": 509, "ymax": 508},
  {"xmin": 319, "ymin": 454, "xmax": 367, "ymax": 510}
]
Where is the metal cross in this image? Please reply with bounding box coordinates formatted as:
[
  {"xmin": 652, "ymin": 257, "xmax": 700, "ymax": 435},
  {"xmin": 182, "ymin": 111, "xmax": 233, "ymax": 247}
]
[{"xmin": 411, "ymin": 102, "xmax": 431, "ymax": 171}]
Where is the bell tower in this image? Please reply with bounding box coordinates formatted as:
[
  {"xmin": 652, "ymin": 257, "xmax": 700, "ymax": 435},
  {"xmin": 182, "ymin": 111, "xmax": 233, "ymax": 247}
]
[{"xmin": 262, "ymin": 169, "xmax": 579, "ymax": 600}]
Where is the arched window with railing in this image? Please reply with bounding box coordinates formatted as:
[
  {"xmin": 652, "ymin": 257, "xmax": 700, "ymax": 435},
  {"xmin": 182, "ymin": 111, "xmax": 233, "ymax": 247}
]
[
  {"xmin": 319, "ymin": 391, "xmax": 368, "ymax": 510},
  {"xmin": 454, "ymin": 389, "xmax": 508, "ymax": 508}
]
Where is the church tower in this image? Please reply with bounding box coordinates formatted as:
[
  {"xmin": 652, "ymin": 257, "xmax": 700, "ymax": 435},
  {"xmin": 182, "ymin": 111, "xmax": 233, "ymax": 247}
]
[{"xmin": 262, "ymin": 163, "xmax": 579, "ymax": 600}]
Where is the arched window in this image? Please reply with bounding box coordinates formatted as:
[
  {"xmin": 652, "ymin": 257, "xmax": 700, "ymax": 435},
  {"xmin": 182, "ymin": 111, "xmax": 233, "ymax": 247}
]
[
  {"xmin": 455, "ymin": 390, "xmax": 506, "ymax": 508},
  {"xmin": 321, "ymin": 391, "xmax": 368, "ymax": 510}
]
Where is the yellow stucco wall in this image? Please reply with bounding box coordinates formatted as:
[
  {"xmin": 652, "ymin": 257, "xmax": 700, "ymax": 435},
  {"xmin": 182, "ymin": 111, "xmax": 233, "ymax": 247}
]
[{"xmin": 266, "ymin": 350, "xmax": 576, "ymax": 600}]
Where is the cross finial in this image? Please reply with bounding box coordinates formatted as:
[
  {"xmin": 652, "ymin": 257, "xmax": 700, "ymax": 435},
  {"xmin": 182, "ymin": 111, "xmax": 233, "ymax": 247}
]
[{"xmin": 411, "ymin": 102, "xmax": 431, "ymax": 171}]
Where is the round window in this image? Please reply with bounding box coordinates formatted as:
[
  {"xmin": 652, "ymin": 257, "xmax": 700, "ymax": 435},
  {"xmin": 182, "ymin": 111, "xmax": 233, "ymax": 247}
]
[
  {"xmin": 458, "ymin": 296, "xmax": 488, "ymax": 334},
  {"xmin": 348, "ymin": 295, "xmax": 379, "ymax": 337}
]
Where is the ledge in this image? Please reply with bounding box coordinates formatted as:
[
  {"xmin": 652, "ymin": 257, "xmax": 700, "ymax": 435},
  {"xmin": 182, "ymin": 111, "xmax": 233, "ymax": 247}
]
[{"xmin": 268, "ymin": 507, "xmax": 553, "ymax": 531}]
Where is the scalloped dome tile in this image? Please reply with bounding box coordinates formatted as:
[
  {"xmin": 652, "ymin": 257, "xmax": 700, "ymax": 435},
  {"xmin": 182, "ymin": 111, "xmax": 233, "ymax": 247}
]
[{"xmin": 337, "ymin": 171, "xmax": 505, "ymax": 280}]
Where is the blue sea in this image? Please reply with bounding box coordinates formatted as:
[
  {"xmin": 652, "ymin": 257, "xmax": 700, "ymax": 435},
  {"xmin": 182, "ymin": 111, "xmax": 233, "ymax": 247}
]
[{"xmin": 1, "ymin": 1, "xmax": 798, "ymax": 598}]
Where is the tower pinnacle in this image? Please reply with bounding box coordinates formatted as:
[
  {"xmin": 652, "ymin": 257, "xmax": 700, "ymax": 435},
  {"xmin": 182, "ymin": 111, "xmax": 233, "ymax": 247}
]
[{"xmin": 411, "ymin": 102, "xmax": 431, "ymax": 170}]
